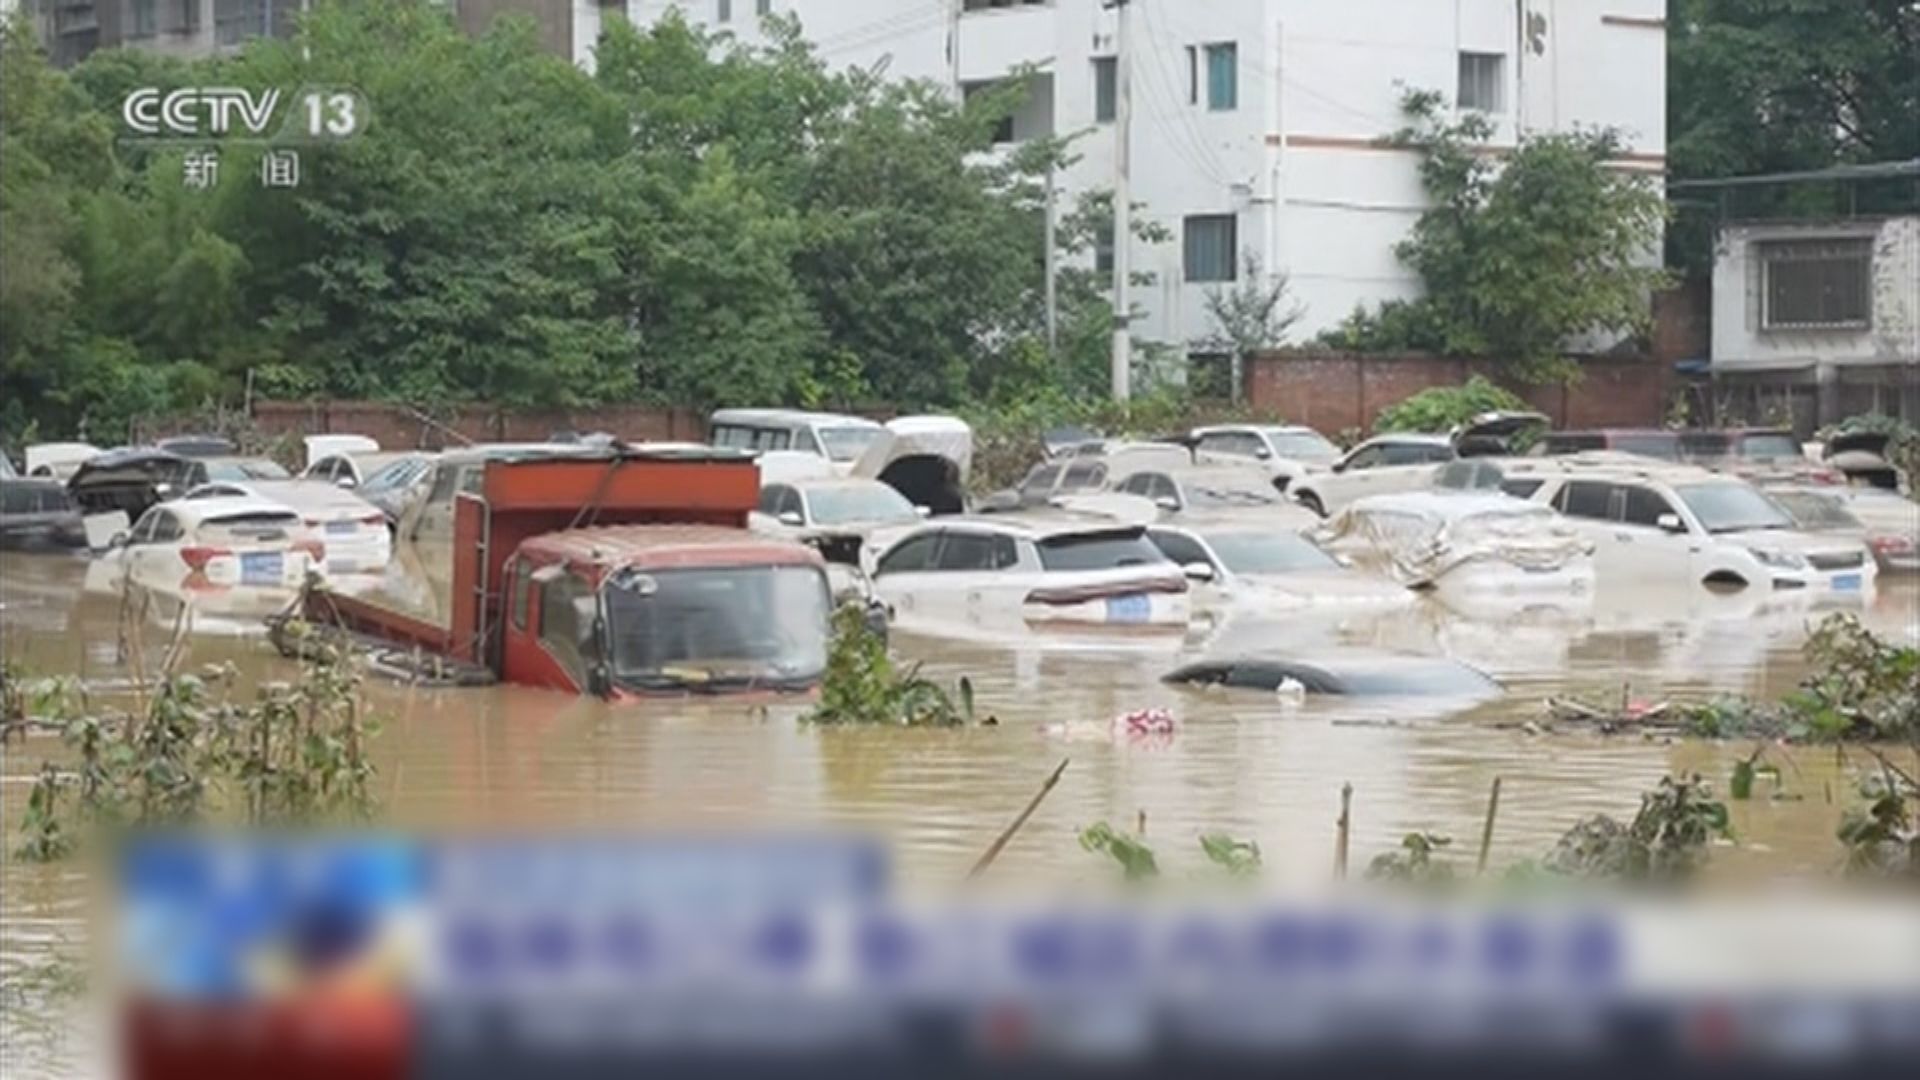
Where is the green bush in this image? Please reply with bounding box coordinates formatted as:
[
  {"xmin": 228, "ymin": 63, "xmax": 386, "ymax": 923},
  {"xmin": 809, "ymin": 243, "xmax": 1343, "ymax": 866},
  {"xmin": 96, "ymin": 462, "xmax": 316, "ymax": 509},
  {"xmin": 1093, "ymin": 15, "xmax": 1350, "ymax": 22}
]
[{"xmin": 1372, "ymin": 376, "xmax": 1529, "ymax": 434}]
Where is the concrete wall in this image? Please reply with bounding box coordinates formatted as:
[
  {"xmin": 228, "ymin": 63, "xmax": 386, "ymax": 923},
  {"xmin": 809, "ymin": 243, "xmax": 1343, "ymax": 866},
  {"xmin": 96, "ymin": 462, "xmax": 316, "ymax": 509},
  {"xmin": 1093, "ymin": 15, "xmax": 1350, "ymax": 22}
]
[
  {"xmin": 1244, "ymin": 351, "xmax": 1672, "ymax": 434},
  {"xmin": 1711, "ymin": 216, "xmax": 1920, "ymax": 372}
]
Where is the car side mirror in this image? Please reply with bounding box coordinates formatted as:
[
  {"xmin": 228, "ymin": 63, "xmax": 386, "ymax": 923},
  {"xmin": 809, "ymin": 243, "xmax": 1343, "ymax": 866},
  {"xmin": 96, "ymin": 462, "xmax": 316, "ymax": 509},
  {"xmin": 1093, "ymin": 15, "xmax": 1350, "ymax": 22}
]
[
  {"xmin": 1254, "ymin": 446, "xmax": 1272, "ymax": 460},
  {"xmin": 1330, "ymin": 461, "xmax": 1347, "ymax": 474},
  {"xmin": 1656, "ymin": 512, "xmax": 1686, "ymax": 534},
  {"xmin": 914, "ymin": 505, "xmax": 932, "ymax": 518},
  {"xmin": 1154, "ymin": 496, "xmax": 1179, "ymax": 512},
  {"xmin": 778, "ymin": 510, "xmax": 804, "ymax": 527},
  {"xmin": 1182, "ymin": 561, "xmax": 1216, "ymax": 583},
  {"xmin": 336, "ymin": 476, "xmax": 357, "ymax": 489},
  {"xmin": 587, "ymin": 663, "xmax": 612, "ymax": 698}
]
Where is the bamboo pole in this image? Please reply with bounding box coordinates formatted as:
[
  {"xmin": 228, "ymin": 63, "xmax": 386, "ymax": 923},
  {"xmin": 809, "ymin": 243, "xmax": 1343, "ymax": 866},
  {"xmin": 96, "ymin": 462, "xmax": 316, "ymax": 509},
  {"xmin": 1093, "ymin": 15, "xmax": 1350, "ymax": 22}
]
[
  {"xmin": 966, "ymin": 758, "xmax": 1070, "ymax": 881},
  {"xmin": 1475, "ymin": 777, "xmax": 1503, "ymax": 876},
  {"xmin": 1334, "ymin": 783, "xmax": 1352, "ymax": 880}
]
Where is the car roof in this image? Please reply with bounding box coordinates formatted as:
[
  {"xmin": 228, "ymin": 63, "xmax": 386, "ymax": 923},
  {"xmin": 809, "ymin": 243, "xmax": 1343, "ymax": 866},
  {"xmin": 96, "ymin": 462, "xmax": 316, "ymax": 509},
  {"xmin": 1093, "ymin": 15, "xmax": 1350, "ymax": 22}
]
[
  {"xmin": 709, "ymin": 409, "xmax": 880, "ymax": 429},
  {"xmin": 784, "ymin": 477, "xmax": 900, "ymax": 493},
  {"xmin": 192, "ymin": 479, "xmax": 375, "ymax": 511},
  {"xmin": 903, "ymin": 514, "xmax": 1148, "ymax": 541},
  {"xmin": 1520, "ymin": 461, "xmax": 1731, "ymax": 486}
]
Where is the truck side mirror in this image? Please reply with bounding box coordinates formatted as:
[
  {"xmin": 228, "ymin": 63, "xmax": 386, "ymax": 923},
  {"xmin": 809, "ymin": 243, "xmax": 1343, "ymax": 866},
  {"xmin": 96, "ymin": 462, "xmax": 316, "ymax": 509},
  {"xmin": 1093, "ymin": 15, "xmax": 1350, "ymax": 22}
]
[{"xmin": 778, "ymin": 511, "xmax": 804, "ymax": 527}]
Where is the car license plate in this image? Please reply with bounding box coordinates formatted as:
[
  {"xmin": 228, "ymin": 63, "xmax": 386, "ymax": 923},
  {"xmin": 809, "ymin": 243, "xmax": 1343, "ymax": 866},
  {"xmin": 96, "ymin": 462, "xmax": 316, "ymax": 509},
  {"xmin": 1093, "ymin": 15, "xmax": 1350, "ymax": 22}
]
[
  {"xmin": 241, "ymin": 552, "xmax": 283, "ymax": 585},
  {"xmin": 1105, "ymin": 594, "xmax": 1151, "ymax": 624},
  {"xmin": 1831, "ymin": 573, "xmax": 1861, "ymax": 592},
  {"xmin": 325, "ymin": 520, "xmax": 356, "ymax": 535}
]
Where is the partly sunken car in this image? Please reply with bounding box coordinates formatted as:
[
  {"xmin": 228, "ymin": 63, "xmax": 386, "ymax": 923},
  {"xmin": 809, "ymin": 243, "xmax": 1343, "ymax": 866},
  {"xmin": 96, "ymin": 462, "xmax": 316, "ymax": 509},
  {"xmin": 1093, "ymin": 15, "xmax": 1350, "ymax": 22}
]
[
  {"xmin": 1519, "ymin": 463, "xmax": 1877, "ymax": 594},
  {"xmin": 101, "ymin": 495, "xmax": 325, "ymax": 590},
  {"xmin": 1312, "ymin": 490, "xmax": 1595, "ymax": 595},
  {"xmin": 68, "ymin": 448, "xmax": 213, "ymax": 538},
  {"xmin": 1164, "ymin": 652, "xmax": 1501, "ymax": 699},
  {"xmin": 0, "ymin": 476, "xmax": 86, "ymax": 552},
  {"xmin": 1188, "ymin": 424, "xmax": 1342, "ymax": 490},
  {"xmin": 1287, "ymin": 412, "xmax": 1548, "ymax": 518},
  {"xmin": 869, "ymin": 516, "xmax": 1190, "ymax": 634},
  {"xmin": 1145, "ymin": 519, "xmax": 1411, "ymax": 610},
  {"xmin": 1110, "ymin": 463, "xmax": 1312, "ymax": 518},
  {"xmin": 1763, "ymin": 484, "xmax": 1918, "ymax": 574},
  {"xmin": 183, "ymin": 479, "xmax": 394, "ymax": 574}
]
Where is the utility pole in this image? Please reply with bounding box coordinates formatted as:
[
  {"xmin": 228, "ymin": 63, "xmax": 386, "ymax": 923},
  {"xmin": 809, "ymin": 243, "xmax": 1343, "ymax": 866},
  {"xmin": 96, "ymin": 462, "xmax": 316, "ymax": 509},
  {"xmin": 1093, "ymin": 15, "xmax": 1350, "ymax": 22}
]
[
  {"xmin": 1108, "ymin": 0, "xmax": 1133, "ymax": 401},
  {"xmin": 1044, "ymin": 162, "xmax": 1058, "ymax": 358}
]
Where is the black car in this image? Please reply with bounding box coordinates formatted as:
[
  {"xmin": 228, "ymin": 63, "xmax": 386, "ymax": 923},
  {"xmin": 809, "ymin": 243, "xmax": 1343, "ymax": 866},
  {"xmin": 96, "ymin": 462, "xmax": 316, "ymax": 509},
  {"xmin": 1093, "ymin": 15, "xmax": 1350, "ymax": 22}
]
[
  {"xmin": 66, "ymin": 448, "xmax": 208, "ymax": 521},
  {"xmin": 0, "ymin": 477, "xmax": 86, "ymax": 551}
]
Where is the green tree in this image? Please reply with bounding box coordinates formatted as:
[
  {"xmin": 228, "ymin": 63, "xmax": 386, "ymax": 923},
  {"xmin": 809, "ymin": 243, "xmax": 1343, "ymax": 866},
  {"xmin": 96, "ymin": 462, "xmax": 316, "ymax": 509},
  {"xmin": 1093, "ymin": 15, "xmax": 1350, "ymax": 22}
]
[
  {"xmin": 1666, "ymin": 0, "xmax": 1920, "ymax": 272},
  {"xmin": 1323, "ymin": 90, "xmax": 1669, "ymax": 383},
  {"xmin": 1198, "ymin": 253, "xmax": 1303, "ymax": 402}
]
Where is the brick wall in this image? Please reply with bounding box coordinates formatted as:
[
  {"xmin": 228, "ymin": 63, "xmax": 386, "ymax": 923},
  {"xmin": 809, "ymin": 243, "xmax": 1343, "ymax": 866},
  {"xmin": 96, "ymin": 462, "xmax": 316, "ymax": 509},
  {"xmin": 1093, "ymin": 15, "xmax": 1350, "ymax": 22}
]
[
  {"xmin": 1244, "ymin": 351, "xmax": 1673, "ymax": 434},
  {"xmin": 241, "ymin": 401, "xmax": 705, "ymax": 452}
]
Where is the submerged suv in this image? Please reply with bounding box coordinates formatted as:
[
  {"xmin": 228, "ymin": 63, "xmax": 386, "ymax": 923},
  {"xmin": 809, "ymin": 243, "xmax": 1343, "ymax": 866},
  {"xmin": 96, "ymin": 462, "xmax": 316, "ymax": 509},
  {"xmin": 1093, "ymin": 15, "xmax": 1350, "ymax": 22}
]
[{"xmin": 1523, "ymin": 465, "xmax": 1876, "ymax": 594}]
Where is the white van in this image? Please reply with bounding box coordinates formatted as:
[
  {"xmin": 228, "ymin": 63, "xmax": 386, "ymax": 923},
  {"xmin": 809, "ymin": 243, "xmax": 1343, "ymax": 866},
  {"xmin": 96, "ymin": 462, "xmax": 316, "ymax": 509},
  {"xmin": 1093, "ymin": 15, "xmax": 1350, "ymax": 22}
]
[{"xmin": 708, "ymin": 409, "xmax": 884, "ymax": 475}]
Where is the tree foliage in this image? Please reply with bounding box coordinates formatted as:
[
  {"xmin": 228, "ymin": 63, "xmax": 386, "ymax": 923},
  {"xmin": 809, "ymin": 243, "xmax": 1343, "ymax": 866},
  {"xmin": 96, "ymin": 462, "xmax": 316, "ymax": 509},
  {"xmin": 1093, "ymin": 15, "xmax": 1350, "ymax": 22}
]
[
  {"xmin": 1372, "ymin": 375, "xmax": 1528, "ymax": 434},
  {"xmin": 1321, "ymin": 90, "xmax": 1669, "ymax": 383},
  {"xmin": 0, "ymin": 3, "xmax": 1120, "ymax": 440}
]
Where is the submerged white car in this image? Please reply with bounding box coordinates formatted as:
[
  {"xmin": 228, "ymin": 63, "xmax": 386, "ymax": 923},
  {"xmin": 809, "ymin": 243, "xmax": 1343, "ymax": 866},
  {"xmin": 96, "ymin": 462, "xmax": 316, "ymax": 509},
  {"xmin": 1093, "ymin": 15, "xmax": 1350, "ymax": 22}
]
[
  {"xmin": 1763, "ymin": 484, "xmax": 1919, "ymax": 574},
  {"xmin": 1289, "ymin": 412, "xmax": 1548, "ymax": 518},
  {"xmin": 103, "ymin": 496, "xmax": 324, "ymax": 590},
  {"xmin": 752, "ymin": 476, "xmax": 927, "ymax": 604},
  {"xmin": 185, "ymin": 480, "xmax": 393, "ymax": 573},
  {"xmin": 869, "ymin": 517, "xmax": 1190, "ymax": 637},
  {"xmin": 1522, "ymin": 465, "xmax": 1877, "ymax": 594},
  {"xmin": 1188, "ymin": 424, "xmax": 1342, "ymax": 492},
  {"xmin": 1145, "ymin": 521, "xmax": 1412, "ymax": 611},
  {"xmin": 1313, "ymin": 491, "xmax": 1596, "ymax": 595}
]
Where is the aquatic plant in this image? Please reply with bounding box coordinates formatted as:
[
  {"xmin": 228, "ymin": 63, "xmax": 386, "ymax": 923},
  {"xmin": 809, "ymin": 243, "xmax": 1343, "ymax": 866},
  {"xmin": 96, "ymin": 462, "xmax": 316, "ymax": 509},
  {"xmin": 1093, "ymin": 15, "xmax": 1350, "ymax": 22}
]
[
  {"xmin": 11, "ymin": 622, "xmax": 381, "ymax": 862},
  {"xmin": 1078, "ymin": 822, "xmax": 1161, "ymax": 882},
  {"xmin": 1365, "ymin": 832, "xmax": 1456, "ymax": 884},
  {"xmin": 1835, "ymin": 769, "xmax": 1918, "ymax": 881},
  {"xmin": 1198, "ymin": 833, "xmax": 1262, "ymax": 878},
  {"xmin": 1543, "ymin": 774, "xmax": 1730, "ymax": 883},
  {"xmin": 1783, "ymin": 614, "xmax": 1918, "ymax": 744},
  {"xmin": 803, "ymin": 604, "xmax": 976, "ymax": 727}
]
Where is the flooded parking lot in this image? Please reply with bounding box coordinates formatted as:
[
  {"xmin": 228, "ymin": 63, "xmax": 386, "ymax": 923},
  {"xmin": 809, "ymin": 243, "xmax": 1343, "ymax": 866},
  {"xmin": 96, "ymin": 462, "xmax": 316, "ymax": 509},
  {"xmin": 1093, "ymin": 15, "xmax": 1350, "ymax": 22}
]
[{"xmin": 2, "ymin": 545, "xmax": 1917, "ymax": 1069}]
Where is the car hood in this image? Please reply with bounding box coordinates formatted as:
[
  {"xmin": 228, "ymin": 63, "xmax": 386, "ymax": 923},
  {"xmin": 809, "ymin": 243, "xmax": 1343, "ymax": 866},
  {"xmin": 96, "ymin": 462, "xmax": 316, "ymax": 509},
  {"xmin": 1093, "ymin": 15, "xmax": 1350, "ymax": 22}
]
[{"xmin": 1728, "ymin": 528, "xmax": 1871, "ymax": 557}]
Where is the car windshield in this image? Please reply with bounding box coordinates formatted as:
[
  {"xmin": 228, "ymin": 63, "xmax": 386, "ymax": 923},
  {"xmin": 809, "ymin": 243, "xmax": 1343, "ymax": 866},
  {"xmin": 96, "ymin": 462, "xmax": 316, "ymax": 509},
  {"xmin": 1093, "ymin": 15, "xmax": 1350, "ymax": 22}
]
[
  {"xmin": 817, "ymin": 426, "xmax": 883, "ymax": 463},
  {"xmin": 805, "ymin": 483, "xmax": 918, "ymax": 526},
  {"xmin": 1768, "ymin": 490, "xmax": 1861, "ymax": 530},
  {"xmin": 362, "ymin": 458, "xmax": 423, "ymax": 491},
  {"xmin": 1261, "ymin": 429, "xmax": 1340, "ymax": 463},
  {"xmin": 1676, "ymin": 483, "xmax": 1794, "ymax": 534},
  {"xmin": 1035, "ymin": 532, "xmax": 1167, "ymax": 571},
  {"xmin": 1736, "ymin": 434, "xmax": 1802, "ymax": 460},
  {"xmin": 603, "ymin": 565, "xmax": 830, "ymax": 690},
  {"xmin": 205, "ymin": 460, "xmax": 290, "ymax": 481},
  {"xmin": 1204, "ymin": 532, "xmax": 1340, "ymax": 574}
]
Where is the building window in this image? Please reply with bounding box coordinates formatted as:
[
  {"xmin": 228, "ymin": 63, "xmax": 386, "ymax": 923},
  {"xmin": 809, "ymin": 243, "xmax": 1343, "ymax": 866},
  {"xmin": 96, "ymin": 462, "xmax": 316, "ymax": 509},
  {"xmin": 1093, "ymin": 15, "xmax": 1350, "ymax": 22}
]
[
  {"xmin": 1457, "ymin": 52, "xmax": 1505, "ymax": 112},
  {"xmin": 1761, "ymin": 239, "xmax": 1872, "ymax": 330},
  {"xmin": 758, "ymin": 0, "xmax": 772, "ymax": 14},
  {"xmin": 963, "ymin": 0, "xmax": 1048, "ymax": 9},
  {"xmin": 963, "ymin": 80, "xmax": 1017, "ymax": 143},
  {"xmin": 181, "ymin": 0, "xmax": 200, "ymax": 30},
  {"xmin": 1184, "ymin": 46, "xmax": 1199, "ymax": 103},
  {"xmin": 132, "ymin": 0, "xmax": 157, "ymax": 36},
  {"xmin": 1184, "ymin": 214, "xmax": 1237, "ymax": 283},
  {"xmin": 1205, "ymin": 43, "xmax": 1237, "ymax": 111},
  {"xmin": 1094, "ymin": 217, "xmax": 1114, "ymax": 274},
  {"xmin": 717, "ymin": 0, "xmax": 730, "ymax": 22},
  {"xmin": 1093, "ymin": 56, "xmax": 1116, "ymax": 124}
]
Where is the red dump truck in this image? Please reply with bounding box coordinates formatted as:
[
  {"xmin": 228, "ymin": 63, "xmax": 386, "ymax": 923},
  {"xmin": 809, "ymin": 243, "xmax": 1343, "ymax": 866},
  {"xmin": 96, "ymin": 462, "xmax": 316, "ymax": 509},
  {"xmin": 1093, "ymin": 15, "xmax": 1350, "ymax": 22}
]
[{"xmin": 302, "ymin": 446, "xmax": 836, "ymax": 698}]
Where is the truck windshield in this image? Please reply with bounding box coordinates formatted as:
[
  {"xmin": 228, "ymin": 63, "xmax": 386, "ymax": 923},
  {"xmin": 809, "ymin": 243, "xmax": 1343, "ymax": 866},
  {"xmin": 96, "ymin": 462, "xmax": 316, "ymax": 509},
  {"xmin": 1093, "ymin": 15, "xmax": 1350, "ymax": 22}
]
[{"xmin": 602, "ymin": 565, "xmax": 830, "ymax": 691}]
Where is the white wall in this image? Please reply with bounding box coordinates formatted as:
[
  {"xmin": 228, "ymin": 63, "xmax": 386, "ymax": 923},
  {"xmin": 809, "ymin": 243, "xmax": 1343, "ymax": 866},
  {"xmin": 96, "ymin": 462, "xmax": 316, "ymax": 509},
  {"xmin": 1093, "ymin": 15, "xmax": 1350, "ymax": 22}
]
[
  {"xmin": 1712, "ymin": 217, "xmax": 1920, "ymax": 372},
  {"xmin": 618, "ymin": 0, "xmax": 1667, "ymax": 358}
]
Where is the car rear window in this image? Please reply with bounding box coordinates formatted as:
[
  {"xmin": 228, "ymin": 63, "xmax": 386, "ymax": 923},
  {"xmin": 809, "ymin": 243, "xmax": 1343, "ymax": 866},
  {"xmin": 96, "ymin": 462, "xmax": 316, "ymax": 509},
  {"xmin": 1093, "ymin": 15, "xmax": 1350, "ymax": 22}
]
[{"xmin": 1036, "ymin": 532, "xmax": 1167, "ymax": 572}]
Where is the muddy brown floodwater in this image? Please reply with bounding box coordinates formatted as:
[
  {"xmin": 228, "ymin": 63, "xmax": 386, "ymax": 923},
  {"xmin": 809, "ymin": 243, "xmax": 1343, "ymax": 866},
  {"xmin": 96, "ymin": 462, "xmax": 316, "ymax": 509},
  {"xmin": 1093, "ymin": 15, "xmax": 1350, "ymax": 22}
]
[{"xmin": 2, "ymin": 548, "xmax": 1917, "ymax": 1070}]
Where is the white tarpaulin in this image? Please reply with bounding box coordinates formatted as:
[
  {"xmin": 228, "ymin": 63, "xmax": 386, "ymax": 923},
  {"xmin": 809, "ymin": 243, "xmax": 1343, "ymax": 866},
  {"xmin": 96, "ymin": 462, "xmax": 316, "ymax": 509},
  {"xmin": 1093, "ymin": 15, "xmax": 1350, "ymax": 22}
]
[
  {"xmin": 1313, "ymin": 491, "xmax": 1593, "ymax": 587},
  {"xmin": 852, "ymin": 415, "xmax": 974, "ymax": 483}
]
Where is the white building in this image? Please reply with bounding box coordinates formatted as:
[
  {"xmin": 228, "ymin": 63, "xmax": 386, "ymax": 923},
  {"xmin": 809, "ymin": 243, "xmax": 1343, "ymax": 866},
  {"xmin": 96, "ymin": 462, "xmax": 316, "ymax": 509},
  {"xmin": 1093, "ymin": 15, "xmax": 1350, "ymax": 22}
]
[
  {"xmin": 1710, "ymin": 215, "xmax": 1920, "ymax": 426},
  {"xmin": 579, "ymin": 2, "xmax": 1672, "ymax": 364}
]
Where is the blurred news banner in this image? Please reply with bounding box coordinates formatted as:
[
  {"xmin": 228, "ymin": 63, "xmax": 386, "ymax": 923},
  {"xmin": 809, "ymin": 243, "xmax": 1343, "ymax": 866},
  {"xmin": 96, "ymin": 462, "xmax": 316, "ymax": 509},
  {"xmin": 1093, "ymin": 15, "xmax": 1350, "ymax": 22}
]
[{"xmin": 114, "ymin": 834, "xmax": 1920, "ymax": 1078}]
